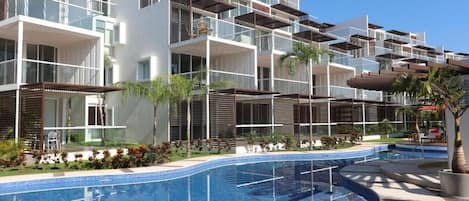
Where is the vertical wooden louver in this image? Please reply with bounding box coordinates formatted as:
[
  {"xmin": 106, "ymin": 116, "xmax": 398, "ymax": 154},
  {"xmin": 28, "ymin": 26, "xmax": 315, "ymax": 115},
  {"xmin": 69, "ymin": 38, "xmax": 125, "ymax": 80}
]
[{"xmin": 0, "ymin": 90, "xmax": 16, "ymax": 140}]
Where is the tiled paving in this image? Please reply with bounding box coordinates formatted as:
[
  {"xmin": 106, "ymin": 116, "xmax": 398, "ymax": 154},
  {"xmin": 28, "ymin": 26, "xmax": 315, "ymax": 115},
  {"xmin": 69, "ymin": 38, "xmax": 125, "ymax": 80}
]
[{"xmin": 340, "ymin": 159, "xmax": 452, "ymax": 201}]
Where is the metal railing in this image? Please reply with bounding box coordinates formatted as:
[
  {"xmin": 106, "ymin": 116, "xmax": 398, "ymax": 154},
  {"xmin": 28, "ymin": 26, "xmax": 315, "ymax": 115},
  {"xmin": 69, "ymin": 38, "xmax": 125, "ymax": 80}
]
[
  {"xmin": 22, "ymin": 59, "xmax": 100, "ymax": 85},
  {"xmin": 193, "ymin": 16, "xmax": 255, "ymax": 46}
]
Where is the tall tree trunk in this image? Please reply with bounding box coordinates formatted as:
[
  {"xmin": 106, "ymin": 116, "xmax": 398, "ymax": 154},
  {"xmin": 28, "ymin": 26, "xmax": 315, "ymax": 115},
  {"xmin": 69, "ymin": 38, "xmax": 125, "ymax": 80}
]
[
  {"xmin": 307, "ymin": 63, "xmax": 314, "ymax": 151},
  {"xmin": 186, "ymin": 100, "xmax": 192, "ymax": 158},
  {"xmin": 153, "ymin": 105, "xmax": 158, "ymax": 145},
  {"xmin": 99, "ymin": 95, "xmax": 106, "ymax": 146},
  {"xmin": 452, "ymin": 116, "xmax": 468, "ymax": 173}
]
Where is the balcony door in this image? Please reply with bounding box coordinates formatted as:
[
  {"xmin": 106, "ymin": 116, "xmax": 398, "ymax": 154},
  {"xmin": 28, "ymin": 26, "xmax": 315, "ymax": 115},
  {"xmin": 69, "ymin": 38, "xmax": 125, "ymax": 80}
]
[{"xmin": 25, "ymin": 44, "xmax": 57, "ymax": 83}]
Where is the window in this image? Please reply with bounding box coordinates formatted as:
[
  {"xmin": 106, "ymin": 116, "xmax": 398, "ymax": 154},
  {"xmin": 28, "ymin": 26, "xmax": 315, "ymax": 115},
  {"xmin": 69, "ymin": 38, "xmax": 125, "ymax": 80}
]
[
  {"xmin": 88, "ymin": 106, "xmax": 105, "ymax": 126},
  {"xmin": 140, "ymin": 0, "xmax": 159, "ymax": 9},
  {"xmin": 105, "ymin": 66, "xmax": 113, "ymax": 86},
  {"xmin": 137, "ymin": 60, "xmax": 150, "ymax": 81}
]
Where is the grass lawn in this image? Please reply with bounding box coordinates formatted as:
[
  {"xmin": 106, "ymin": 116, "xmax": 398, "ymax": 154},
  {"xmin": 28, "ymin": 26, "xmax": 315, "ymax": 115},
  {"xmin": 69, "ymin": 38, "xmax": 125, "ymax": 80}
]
[{"xmin": 365, "ymin": 137, "xmax": 409, "ymax": 143}]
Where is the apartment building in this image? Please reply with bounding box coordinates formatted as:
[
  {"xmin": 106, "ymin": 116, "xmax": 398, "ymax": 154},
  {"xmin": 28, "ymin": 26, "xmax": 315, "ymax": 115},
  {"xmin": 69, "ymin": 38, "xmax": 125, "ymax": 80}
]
[
  {"xmin": 0, "ymin": 0, "xmax": 125, "ymax": 151},
  {"xmin": 2, "ymin": 0, "xmax": 468, "ymax": 150},
  {"xmin": 106, "ymin": 0, "xmax": 469, "ymax": 146}
]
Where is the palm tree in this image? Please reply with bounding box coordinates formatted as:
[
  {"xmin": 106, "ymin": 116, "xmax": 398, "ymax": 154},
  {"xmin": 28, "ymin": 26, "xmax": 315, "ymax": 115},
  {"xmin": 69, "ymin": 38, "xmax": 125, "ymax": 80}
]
[
  {"xmin": 392, "ymin": 74, "xmax": 427, "ymax": 136},
  {"xmin": 169, "ymin": 74, "xmax": 195, "ymax": 157},
  {"xmin": 423, "ymin": 67, "xmax": 469, "ymax": 173},
  {"xmin": 170, "ymin": 70, "xmax": 230, "ymax": 158},
  {"xmin": 280, "ymin": 42, "xmax": 331, "ymax": 150},
  {"xmin": 117, "ymin": 76, "xmax": 170, "ymax": 145}
]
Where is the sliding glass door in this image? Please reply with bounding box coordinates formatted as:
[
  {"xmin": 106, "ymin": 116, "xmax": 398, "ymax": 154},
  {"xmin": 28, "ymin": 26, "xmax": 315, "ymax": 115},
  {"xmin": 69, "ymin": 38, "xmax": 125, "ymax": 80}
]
[{"xmin": 25, "ymin": 44, "xmax": 57, "ymax": 83}]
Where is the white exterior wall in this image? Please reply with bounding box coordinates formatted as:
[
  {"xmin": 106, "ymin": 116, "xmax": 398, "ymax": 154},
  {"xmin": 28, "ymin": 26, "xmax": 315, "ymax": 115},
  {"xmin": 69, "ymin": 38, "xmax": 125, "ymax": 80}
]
[{"xmin": 109, "ymin": 0, "xmax": 171, "ymax": 143}]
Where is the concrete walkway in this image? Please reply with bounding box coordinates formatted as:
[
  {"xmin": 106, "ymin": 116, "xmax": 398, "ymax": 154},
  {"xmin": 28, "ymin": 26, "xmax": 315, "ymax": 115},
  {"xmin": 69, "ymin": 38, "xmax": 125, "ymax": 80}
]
[
  {"xmin": 340, "ymin": 159, "xmax": 452, "ymax": 201},
  {"xmin": 0, "ymin": 142, "xmax": 381, "ymax": 184}
]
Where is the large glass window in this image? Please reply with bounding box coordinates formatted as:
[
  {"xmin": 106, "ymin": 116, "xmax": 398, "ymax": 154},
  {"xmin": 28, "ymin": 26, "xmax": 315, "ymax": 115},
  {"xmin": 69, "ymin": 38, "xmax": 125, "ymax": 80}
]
[
  {"xmin": 25, "ymin": 44, "xmax": 57, "ymax": 83},
  {"xmin": 137, "ymin": 59, "xmax": 150, "ymax": 81},
  {"xmin": 88, "ymin": 106, "xmax": 105, "ymax": 126}
]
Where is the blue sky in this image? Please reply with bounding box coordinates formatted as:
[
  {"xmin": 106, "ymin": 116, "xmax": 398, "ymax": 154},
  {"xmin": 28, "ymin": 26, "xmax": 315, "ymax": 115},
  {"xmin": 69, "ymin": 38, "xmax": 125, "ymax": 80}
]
[{"xmin": 300, "ymin": 0, "xmax": 469, "ymax": 53}]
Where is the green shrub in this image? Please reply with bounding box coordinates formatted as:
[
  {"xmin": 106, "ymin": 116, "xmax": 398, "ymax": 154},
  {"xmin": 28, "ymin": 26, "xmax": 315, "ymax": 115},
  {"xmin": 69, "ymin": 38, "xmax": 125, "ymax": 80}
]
[{"xmin": 0, "ymin": 140, "xmax": 25, "ymax": 168}]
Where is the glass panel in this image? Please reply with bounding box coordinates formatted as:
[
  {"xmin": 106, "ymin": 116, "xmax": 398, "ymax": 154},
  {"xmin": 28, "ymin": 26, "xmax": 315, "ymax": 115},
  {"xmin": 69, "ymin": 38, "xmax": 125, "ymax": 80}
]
[
  {"xmin": 45, "ymin": 0, "xmax": 59, "ymax": 22},
  {"xmin": 180, "ymin": 9, "xmax": 190, "ymax": 41},
  {"xmin": 29, "ymin": 0, "xmax": 45, "ymax": 19},
  {"xmin": 170, "ymin": 7, "xmax": 180, "ymax": 43}
]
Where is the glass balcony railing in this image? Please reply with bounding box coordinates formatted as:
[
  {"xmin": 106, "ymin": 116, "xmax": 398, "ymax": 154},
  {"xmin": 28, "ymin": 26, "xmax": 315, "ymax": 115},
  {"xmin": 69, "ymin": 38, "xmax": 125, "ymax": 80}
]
[
  {"xmin": 22, "ymin": 59, "xmax": 100, "ymax": 85},
  {"xmin": 256, "ymin": 33, "xmax": 305, "ymax": 53},
  {"xmin": 2, "ymin": 0, "xmax": 110, "ymax": 30},
  {"xmin": 193, "ymin": 16, "xmax": 255, "ymax": 46},
  {"xmin": 313, "ymin": 85, "xmax": 355, "ymax": 99},
  {"xmin": 384, "ymin": 32, "xmax": 411, "ymax": 44},
  {"xmin": 274, "ymin": 78, "xmax": 309, "ymax": 94},
  {"xmin": 328, "ymin": 27, "xmax": 368, "ymax": 39},
  {"xmin": 0, "ymin": 59, "xmax": 16, "ymax": 85},
  {"xmin": 179, "ymin": 70, "xmax": 256, "ymax": 90},
  {"xmin": 319, "ymin": 50, "xmax": 380, "ymax": 73},
  {"xmin": 361, "ymin": 90, "xmax": 382, "ymax": 101},
  {"xmin": 352, "ymin": 58, "xmax": 380, "ymax": 73}
]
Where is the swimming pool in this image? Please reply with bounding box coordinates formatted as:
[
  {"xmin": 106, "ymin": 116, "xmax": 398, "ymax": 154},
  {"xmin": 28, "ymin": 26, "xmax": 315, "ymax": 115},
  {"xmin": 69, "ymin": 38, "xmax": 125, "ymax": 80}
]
[{"xmin": 0, "ymin": 144, "xmax": 447, "ymax": 201}]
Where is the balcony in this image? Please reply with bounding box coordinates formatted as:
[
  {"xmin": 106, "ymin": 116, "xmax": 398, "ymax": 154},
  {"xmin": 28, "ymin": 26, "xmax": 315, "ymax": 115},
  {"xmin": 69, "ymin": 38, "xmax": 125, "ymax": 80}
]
[
  {"xmin": 314, "ymin": 85, "xmax": 355, "ymax": 99},
  {"xmin": 0, "ymin": 0, "xmax": 110, "ymax": 30},
  {"xmin": 22, "ymin": 59, "xmax": 100, "ymax": 86},
  {"xmin": 273, "ymin": 78, "xmax": 308, "ymax": 94},
  {"xmin": 360, "ymin": 90, "xmax": 383, "ymax": 102},
  {"xmin": 179, "ymin": 70, "xmax": 256, "ymax": 90},
  {"xmin": 193, "ymin": 16, "xmax": 255, "ymax": 46},
  {"xmin": 328, "ymin": 27, "xmax": 374, "ymax": 41}
]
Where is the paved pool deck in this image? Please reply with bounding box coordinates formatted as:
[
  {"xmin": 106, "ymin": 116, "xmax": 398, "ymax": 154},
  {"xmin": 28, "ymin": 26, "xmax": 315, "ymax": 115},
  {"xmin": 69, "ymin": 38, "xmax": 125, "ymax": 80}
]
[
  {"xmin": 340, "ymin": 158, "xmax": 469, "ymax": 201},
  {"xmin": 0, "ymin": 142, "xmax": 381, "ymax": 184}
]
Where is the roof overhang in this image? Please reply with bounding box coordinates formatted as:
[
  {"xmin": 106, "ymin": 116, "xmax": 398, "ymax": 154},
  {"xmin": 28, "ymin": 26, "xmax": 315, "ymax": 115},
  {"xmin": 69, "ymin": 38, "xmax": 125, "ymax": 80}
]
[
  {"xmin": 413, "ymin": 45, "xmax": 435, "ymax": 51},
  {"xmin": 172, "ymin": 0, "xmax": 235, "ymax": 13},
  {"xmin": 368, "ymin": 23, "xmax": 383, "ymax": 29},
  {"xmin": 330, "ymin": 42, "xmax": 362, "ymax": 50},
  {"xmin": 387, "ymin": 29, "xmax": 408, "ymax": 36},
  {"xmin": 215, "ymin": 88, "xmax": 279, "ymax": 96},
  {"xmin": 293, "ymin": 30, "xmax": 336, "ymax": 42},
  {"xmin": 20, "ymin": 82, "xmax": 122, "ymax": 93},
  {"xmin": 235, "ymin": 12, "xmax": 290, "ymax": 29},
  {"xmin": 351, "ymin": 34, "xmax": 374, "ymax": 41},
  {"xmin": 271, "ymin": 3, "xmax": 307, "ymax": 16},
  {"xmin": 384, "ymin": 39, "xmax": 408, "ymax": 45},
  {"xmin": 376, "ymin": 53, "xmax": 406, "ymax": 60}
]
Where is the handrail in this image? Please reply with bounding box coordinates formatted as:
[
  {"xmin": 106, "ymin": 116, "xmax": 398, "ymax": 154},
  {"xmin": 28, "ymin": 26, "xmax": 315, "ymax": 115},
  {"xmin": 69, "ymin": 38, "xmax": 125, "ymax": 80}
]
[{"xmin": 22, "ymin": 59, "xmax": 99, "ymax": 70}]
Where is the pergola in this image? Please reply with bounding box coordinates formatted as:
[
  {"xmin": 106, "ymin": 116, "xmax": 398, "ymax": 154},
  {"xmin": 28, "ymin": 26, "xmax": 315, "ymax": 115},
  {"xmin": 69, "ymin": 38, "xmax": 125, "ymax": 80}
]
[{"xmin": 19, "ymin": 82, "xmax": 121, "ymax": 150}]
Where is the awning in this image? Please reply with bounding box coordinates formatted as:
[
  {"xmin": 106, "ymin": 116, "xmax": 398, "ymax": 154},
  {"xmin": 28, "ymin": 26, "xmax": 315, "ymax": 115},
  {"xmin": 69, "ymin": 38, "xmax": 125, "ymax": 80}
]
[
  {"xmin": 387, "ymin": 29, "xmax": 408, "ymax": 36},
  {"xmin": 368, "ymin": 23, "xmax": 383, "ymax": 29},
  {"xmin": 271, "ymin": 3, "xmax": 307, "ymax": 16},
  {"xmin": 351, "ymin": 34, "xmax": 375, "ymax": 41},
  {"xmin": 384, "ymin": 39, "xmax": 408, "ymax": 45},
  {"xmin": 293, "ymin": 30, "xmax": 336, "ymax": 42},
  {"xmin": 403, "ymin": 58, "xmax": 428, "ymax": 64},
  {"xmin": 235, "ymin": 12, "xmax": 290, "ymax": 29},
  {"xmin": 21, "ymin": 82, "xmax": 122, "ymax": 93},
  {"xmin": 376, "ymin": 53, "xmax": 406, "ymax": 60},
  {"xmin": 330, "ymin": 42, "xmax": 362, "ymax": 50},
  {"xmin": 215, "ymin": 88, "xmax": 279, "ymax": 95},
  {"xmin": 413, "ymin": 45, "xmax": 435, "ymax": 51},
  {"xmin": 276, "ymin": 93, "xmax": 331, "ymax": 99},
  {"xmin": 172, "ymin": 0, "xmax": 235, "ymax": 13},
  {"xmin": 300, "ymin": 19, "xmax": 329, "ymax": 29}
]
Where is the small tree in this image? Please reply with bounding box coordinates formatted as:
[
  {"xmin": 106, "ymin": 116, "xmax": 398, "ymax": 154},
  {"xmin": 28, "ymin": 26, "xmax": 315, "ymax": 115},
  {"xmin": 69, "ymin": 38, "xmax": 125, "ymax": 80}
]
[
  {"xmin": 280, "ymin": 42, "xmax": 331, "ymax": 150},
  {"xmin": 169, "ymin": 75, "xmax": 195, "ymax": 157},
  {"xmin": 117, "ymin": 76, "xmax": 170, "ymax": 145},
  {"xmin": 423, "ymin": 67, "xmax": 469, "ymax": 173}
]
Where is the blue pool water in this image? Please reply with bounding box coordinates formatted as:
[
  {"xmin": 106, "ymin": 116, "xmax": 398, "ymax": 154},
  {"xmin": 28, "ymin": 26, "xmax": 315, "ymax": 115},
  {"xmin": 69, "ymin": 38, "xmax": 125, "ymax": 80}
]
[{"xmin": 0, "ymin": 145, "xmax": 447, "ymax": 201}]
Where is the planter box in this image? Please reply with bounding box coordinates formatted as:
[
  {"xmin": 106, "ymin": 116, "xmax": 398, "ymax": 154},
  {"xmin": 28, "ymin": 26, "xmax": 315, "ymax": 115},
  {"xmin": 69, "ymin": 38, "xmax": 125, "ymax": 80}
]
[{"xmin": 440, "ymin": 169, "xmax": 469, "ymax": 199}]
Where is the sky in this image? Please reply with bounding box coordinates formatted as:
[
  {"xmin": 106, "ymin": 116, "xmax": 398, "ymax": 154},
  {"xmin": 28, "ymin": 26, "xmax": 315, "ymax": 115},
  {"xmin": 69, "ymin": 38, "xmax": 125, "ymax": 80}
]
[{"xmin": 300, "ymin": 0, "xmax": 469, "ymax": 53}]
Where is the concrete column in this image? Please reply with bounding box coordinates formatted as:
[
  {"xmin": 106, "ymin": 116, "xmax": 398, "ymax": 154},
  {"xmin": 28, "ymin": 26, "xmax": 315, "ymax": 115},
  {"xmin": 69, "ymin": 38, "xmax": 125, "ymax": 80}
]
[
  {"xmin": 205, "ymin": 40, "xmax": 210, "ymax": 139},
  {"xmin": 327, "ymin": 63, "xmax": 331, "ymax": 136},
  {"xmin": 14, "ymin": 21, "xmax": 24, "ymax": 143}
]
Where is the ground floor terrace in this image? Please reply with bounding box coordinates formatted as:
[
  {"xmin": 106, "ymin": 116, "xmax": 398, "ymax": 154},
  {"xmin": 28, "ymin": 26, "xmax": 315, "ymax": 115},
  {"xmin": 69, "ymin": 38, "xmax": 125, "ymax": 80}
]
[
  {"xmin": 169, "ymin": 88, "xmax": 438, "ymax": 145},
  {"xmin": 0, "ymin": 82, "xmax": 125, "ymax": 152}
]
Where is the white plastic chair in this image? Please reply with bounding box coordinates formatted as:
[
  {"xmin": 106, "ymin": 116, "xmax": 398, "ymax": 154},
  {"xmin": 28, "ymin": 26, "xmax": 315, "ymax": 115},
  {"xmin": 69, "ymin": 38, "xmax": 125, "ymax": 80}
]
[{"xmin": 47, "ymin": 131, "xmax": 59, "ymax": 151}]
